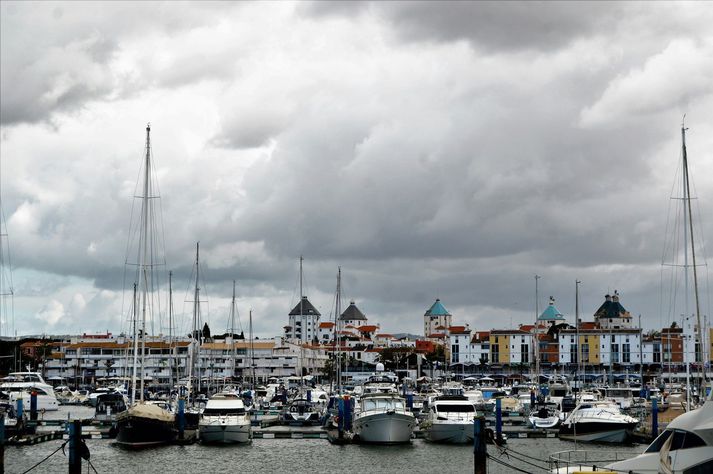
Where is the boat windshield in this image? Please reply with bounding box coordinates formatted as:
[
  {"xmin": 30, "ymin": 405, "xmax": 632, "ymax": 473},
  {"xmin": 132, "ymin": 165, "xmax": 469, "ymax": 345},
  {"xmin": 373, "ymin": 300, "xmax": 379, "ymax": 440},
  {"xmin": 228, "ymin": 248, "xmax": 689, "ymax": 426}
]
[
  {"xmin": 644, "ymin": 429, "xmax": 706, "ymax": 453},
  {"xmin": 203, "ymin": 408, "xmax": 246, "ymax": 416},
  {"xmin": 435, "ymin": 404, "xmax": 474, "ymax": 413},
  {"xmin": 362, "ymin": 398, "xmax": 404, "ymax": 411}
]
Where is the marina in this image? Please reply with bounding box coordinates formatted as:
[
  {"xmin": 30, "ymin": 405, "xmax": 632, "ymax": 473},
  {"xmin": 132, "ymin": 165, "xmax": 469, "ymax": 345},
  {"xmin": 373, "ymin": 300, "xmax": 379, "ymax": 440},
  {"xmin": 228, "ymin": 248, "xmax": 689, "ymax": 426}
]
[{"xmin": 2, "ymin": 2, "xmax": 713, "ymax": 473}]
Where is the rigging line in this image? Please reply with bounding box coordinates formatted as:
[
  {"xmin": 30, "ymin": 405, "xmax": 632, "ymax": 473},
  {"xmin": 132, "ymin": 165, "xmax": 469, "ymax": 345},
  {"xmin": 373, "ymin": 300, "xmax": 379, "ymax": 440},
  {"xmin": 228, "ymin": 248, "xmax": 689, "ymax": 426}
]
[
  {"xmin": 487, "ymin": 453, "xmax": 534, "ymax": 473},
  {"xmin": 495, "ymin": 450, "xmax": 549, "ymax": 472},
  {"xmin": 21, "ymin": 440, "xmax": 68, "ymax": 474}
]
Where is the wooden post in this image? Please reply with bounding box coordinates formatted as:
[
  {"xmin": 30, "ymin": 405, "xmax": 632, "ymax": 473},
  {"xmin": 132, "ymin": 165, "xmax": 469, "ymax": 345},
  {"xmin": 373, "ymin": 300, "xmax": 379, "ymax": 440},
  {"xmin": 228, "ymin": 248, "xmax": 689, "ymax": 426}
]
[
  {"xmin": 495, "ymin": 397, "xmax": 503, "ymax": 444},
  {"xmin": 177, "ymin": 398, "xmax": 185, "ymax": 440},
  {"xmin": 68, "ymin": 419, "xmax": 82, "ymax": 474},
  {"xmin": 30, "ymin": 391, "xmax": 38, "ymax": 421},
  {"xmin": 1, "ymin": 413, "xmax": 5, "ymax": 470},
  {"xmin": 473, "ymin": 416, "xmax": 487, "ymax": 474}
]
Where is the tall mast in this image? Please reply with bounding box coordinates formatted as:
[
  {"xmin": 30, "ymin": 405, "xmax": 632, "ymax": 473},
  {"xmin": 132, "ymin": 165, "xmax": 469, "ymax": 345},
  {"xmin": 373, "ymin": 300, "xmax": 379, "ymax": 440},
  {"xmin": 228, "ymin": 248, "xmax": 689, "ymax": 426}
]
[
  {"xmin": 681, "ymin": 122, "xmax": 706, "ymax": 392},
  {"xmin": 230, "ymin": 280, "xmax": 237, "ymax": 378},
  {"xmin": 299, "ymin": 255, "xmax": 304, "ymax": 318},
  {"xmin": 193, "ymin": 242, "xmax": 201, "ymax": 395},
  {"xmin": 249, "ymin": 309, "xmax": 255, "ymax": 388},
  {"xmin": 138, "ymin": 123, "xmax": 151, "ymax": 403},
  {"xmin": 534, "ymin": 275, "xmax": 540, "ymax": 388},
  {"xmin": 336, "ymin": 267, "xmax": 342, "ymax": 393},
  {"xmin": 130, "ymin": 283, "xmax": 138, "ymax": 404},
  {"xmin": 575, "ymin": 280, "xmax": 581, "ymax": 394},
  {"xmin": 168, "ymin": 271, "xmax": 174, "ymax": 391}
]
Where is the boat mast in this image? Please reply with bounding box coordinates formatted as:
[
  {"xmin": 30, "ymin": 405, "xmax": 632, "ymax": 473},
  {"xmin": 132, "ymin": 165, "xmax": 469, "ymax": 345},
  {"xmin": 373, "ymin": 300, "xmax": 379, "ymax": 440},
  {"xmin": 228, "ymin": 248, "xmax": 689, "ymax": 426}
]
[
  {"xmin": 249, "ymin": 308, "xmax": 255, "ymax": 388},
  {"xmin": 681, "ymin": 122, "xmax": 706, "ymax": 394},
  {"xmin": 534, "ymin": 275, "xmax": 540, "ymax": 390},
  {"xmin": 168, "ymin": 271, "xmax": 174, "ymax": 392},
  {"xmin": 336, "ymin": 267, "xmax": 342, "ymax": 393},
  {"xmin": 138, "ymin": 123, "xmax": 152, "ymax": 404},
  {"xmin": 193, "ymin": 242, "xmax": 201, "ymax": 397},
  {"xmin": 575, "ymin": 280, "xmax": 581, "ymax": 395},
  {"xmin": 230, "ymin": 280, "xmax": 237, "ymax": 379},
  {"xmin": 130, "ymin": 282, "xmax": 138, "ymax": 404}
]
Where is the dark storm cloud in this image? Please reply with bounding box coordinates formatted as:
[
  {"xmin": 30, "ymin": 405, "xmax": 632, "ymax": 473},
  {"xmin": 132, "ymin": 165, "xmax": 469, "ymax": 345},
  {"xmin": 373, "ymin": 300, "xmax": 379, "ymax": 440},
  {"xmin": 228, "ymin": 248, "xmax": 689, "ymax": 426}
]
[{"xmin": 303, "ymin": 1, "xmax": 623, "ymax": 52}]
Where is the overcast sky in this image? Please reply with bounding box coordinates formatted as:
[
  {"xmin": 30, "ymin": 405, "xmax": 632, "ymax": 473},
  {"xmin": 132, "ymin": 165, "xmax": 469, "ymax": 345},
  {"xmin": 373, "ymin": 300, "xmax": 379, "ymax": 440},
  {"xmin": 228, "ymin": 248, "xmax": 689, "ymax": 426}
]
[{"xmin": 1, "ymin": 1, "xmax": 712, "ymax": 339}]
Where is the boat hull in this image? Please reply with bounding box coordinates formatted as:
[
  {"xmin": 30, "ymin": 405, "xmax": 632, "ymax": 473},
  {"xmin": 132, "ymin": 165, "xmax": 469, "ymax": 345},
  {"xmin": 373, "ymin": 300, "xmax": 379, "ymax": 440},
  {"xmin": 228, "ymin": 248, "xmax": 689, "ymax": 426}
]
[
  {"xmin": 353, "ymin": 412, "xmax": 415, "ymax": 444},
  {"xmin": 424, "ymin": 421, "xmax": 474, "ymax": 444},
  {"xmin": 199, "ymin": 421, "xmax": 251, "ymax": 444},
  {"xmin": 115, "ymin": 414, "xmax": 176, "ymax": 448},
  {"xmin": 559, "ymin": 422, "xmax": 635, "ymax": 443}
]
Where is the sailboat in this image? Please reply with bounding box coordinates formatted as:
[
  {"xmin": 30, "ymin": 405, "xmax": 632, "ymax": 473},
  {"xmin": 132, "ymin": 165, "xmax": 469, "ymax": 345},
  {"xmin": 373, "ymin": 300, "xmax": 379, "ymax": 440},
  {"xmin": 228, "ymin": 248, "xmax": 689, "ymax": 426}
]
[{"xmin": 115, "ymin": 124, "xmax": 176, "ymax": 447}]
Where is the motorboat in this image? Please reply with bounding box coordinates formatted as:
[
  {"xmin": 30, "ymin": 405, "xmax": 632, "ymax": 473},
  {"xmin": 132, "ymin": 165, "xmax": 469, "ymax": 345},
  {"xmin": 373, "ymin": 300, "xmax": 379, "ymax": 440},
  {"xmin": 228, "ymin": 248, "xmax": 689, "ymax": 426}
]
[
  {"xmin": 422, "ymin": 395, "xmax": 477, "ymax": 444},
  {"xmin": 0, "ymin": 372, "xmax": 59, "ymax": 411},
  {"xmin": 606, "ymin": 396, "xmax": 713, "ymax": 473},
  {"xmin": 528, "ymin": 403, "xmax": 560, "ymax": 429},
  {"xmin": 199, "ymin": 393, "xmax": 251, "ymax": 444},
  {"xmin": 559, "ymin": 401, "xmax": 638, "ymax": 443},
  {"xmin": 281, "ymin": 398, "xmax": 322, "ymax": 425},
  {"xmin": 353, "ymin": 393, "xmax": 416, "ymax": 444},
  {"xmin": 95, "ymin": 392, "xmax": 127, "ymax": 422}
]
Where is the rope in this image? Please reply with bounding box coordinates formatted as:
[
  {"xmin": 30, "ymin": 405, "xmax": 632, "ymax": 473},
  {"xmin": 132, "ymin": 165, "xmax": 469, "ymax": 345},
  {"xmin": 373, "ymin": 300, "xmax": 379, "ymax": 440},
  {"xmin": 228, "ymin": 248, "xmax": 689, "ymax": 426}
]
[
  {"xmin": 495, "ymin": 448, "xmax": 549, "ymax": 472},
  {"xmin": 21, "ymin": 440, "xmax": 68, "ymax": 473},
  {"xmin": 88, "ymin": 458, "xmax": 99, "ymax": 473},
  {"xmin": 487, "ymin": 453, "xmax": 533, "ymax": 473}
]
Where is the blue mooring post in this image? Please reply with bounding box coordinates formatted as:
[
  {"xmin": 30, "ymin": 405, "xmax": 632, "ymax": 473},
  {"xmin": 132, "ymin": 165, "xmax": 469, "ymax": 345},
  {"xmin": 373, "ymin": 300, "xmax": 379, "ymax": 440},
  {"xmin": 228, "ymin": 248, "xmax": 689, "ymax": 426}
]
[
  {"xmin": 495, "ymin": 397, "xmax": 502, "ymax": 443},
  {"xmin": 344, "ymin": 396, "xmax": 352, "ymax": 432},
  {"xmin": 307, "ymin": 390, "xmax": 312, "ymax": 402},
  {"xmin": 68, "ymin": 419, "xmax": 82, "ymax": 474},
  {"xmin": 473, "ymin": 416, "xmax": 487, "ymax": 474},
  {"xmin": 337, "ymin": 398, "xmax": 345, "ymax": 433},
  {"xmin": 30, "ymin": 391, "xmax": 38, "ymax": 421},
  {"xmin": 406, "ymin": 393, "xmax": 414, "ymax": 410},
  {"xmin": 16, "ymin": 398, "xmax": 23, "ymax": 420},
  {"xmin": 530, "ymin": 390, "xmax": 536, "ymax": 409},
  {"xmin": 177, "ymin": 398, "xmax": 185, "ymax": 440},
  {"xmin": 1, "ymin": 413, "xmax": 5, "ymax": 468},
  {"xmin": 652, "ymin": 398, "xmax": 658, "ymax": 437}
]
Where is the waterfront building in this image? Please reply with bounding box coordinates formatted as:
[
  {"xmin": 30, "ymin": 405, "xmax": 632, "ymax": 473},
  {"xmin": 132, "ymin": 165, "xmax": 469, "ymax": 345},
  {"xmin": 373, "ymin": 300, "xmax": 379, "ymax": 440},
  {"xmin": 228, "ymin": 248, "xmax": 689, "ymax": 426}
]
[
  {"xmin": 285, "ymin": 296, "xmax": 321, "ymax": 344},
  {"xmin": 593, "ymin": 291, "xmax": 633, "ymax": 329},
  {"xmin": 338, "ymin": 301, "xmax": 368, "ymax": 332},
  {"xmin": 423, "ymin": 298, "xmax": 452, "ymax": 337}
]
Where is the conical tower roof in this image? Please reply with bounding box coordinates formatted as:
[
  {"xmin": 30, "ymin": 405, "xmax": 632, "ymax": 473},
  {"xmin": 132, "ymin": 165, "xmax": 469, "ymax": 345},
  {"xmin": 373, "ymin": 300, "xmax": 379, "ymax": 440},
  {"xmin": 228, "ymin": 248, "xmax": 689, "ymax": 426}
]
[
  {"xmin": 538, "ymin": 297, "xmax": 565, "ymax": 321},
  {"xmin": 289, "ymin": 296, "xmax": 321, "ymax": 316},
  {"xmin": 593, "ymin": 291, "xmax": 629, "ymax": 320},
  {"xmin": 339, "ymin": 301, "xmax": 367, "ymax": 321},
  {"xmin": 425, "ymin": 298, "xmax": 450, "ymax": 317}
]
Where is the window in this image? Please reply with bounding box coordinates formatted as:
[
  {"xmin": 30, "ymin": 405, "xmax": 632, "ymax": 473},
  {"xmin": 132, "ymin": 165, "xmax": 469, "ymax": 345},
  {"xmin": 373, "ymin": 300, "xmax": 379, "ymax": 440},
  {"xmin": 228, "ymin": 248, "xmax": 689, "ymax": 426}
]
[
  {"xmin": 570, "ymin": 344, "xmax": 578, "ymax": 364},
  {"xmin": 611, "ymin": 344, "xmax": 619, "ymax": 363},
  {"xmin": 520, "ymin": 344, "xmax": 529, "ymax": 363},
  {"xmin": 622, "ymin": 343, "xmax": 631, "ymax": 363}
]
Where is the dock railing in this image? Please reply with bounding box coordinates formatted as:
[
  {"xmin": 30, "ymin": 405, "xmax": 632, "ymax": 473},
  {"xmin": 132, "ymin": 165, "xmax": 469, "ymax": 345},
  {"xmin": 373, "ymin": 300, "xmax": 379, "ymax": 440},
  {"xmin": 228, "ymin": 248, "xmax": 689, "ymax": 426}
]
[{"xmin": 548, "ymin": 449, "xmax": 634, "ymax": 473}]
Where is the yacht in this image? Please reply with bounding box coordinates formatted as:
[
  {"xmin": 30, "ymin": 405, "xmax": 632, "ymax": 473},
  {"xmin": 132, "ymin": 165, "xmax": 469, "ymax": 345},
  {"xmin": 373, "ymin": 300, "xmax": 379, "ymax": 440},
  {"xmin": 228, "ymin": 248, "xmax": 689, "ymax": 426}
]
[
  {"xmin": 422, "ymin": 395, "xmax": 477, "ymax": 443},
  {"xmin": 281, "ymin": 398, "xmax": 322, "ymax": 425},
  {"xmin": 0, "ymin": 372, "xmax": 59, "ymax": 411},
  {"xmin": 115, "ymin": 402, "xmax": 176, "ymax": 447},
  {"xmin": 353, "ymin": 392, "xmax": 416, "ymax": 444},
  {"xmin": 559, "ymin": 401, "xmax": 638, "ymax": 443},
  {"xmin": 606, "ymin": 397, "xmax": 713, "ymax": 473},
  {"xmin": 199, "ymin": 393, "xmax": 251, "ymax": 444},
  {"xmin": 528, "ymin": 403, "xmax": 560, "ymax": 429}
]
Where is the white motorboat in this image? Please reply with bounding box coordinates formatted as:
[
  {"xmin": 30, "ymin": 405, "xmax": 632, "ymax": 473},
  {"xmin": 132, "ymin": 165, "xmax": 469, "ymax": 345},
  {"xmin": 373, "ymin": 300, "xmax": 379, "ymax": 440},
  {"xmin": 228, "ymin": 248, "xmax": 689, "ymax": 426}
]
[
  {"xmin": 0, "ymin": 372, "xmax": 59, "ymax": 411},
  {"xmin": 528, "ymin": 403, "xmax": 560, "ymax": 429},
  {"xmin": 422, "ymin": 395, "xmax": 477, "ymax": 444},
  {"xmin": 559, "ymin": 401, "xmax": 638, "ymax": 443},
  {"xmin": 281, "ymin": 398, "xmax": 322, "ymax": 425},
  {"xmin": 199, "ymin": 393, "xmax": 251, "ymax": 444},
  {"xmin": 353, "ymin": 393, "xmax": 416, "ymax": 444},
  {"xmin": 605, "ymin": 397, "xmax": 713, "ymax": 473}
]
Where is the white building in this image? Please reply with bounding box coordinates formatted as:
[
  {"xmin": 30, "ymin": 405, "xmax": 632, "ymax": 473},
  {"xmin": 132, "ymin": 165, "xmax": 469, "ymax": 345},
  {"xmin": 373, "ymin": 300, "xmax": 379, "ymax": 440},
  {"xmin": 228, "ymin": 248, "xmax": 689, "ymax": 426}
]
[
  {"xmin": 285, "ymin": 296, "xmax": 321, "ymax": 344},
  {"xmin": 424, "ymin": 298, "xmax": 452, "ymax": 337}
]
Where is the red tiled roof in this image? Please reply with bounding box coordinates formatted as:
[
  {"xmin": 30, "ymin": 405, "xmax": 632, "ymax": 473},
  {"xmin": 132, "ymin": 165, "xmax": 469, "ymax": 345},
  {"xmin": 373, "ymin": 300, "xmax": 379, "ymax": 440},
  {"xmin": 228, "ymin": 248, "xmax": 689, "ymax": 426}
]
[
  {"xmin": 318, "ymin": 322, "xmax": 335, "ymax": 329},
  {"xmin": 357, "ymin": 325, "xmax": 379, "ymax": 332}
]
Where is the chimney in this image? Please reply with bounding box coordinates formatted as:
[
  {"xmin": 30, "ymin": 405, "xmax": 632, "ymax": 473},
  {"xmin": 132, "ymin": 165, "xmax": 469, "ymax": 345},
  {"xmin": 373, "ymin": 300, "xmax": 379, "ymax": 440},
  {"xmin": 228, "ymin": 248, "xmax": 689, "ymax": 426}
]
[
  {"xmin": 612, "ymin": 291, "xmax": 619, "ymax": 303},
  {"xmin": 605, "ymin": 294, "xmax": 612, "ymax": 302}
]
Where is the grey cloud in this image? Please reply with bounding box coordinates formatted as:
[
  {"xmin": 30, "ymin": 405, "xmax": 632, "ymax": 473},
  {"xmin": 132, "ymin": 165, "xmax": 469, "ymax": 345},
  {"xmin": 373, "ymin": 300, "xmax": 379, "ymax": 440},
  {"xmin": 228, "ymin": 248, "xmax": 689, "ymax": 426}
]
[{"xmin": 304, "ymin": 1, "xmax": 624, "ymax": 52}]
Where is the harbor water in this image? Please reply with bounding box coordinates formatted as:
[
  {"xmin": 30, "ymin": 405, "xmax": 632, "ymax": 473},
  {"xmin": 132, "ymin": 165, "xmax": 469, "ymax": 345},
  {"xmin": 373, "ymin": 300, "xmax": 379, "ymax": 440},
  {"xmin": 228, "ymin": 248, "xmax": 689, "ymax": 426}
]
[{"xmin": 5, "ymin": 408, "xmax": 644, "ymax": 474}]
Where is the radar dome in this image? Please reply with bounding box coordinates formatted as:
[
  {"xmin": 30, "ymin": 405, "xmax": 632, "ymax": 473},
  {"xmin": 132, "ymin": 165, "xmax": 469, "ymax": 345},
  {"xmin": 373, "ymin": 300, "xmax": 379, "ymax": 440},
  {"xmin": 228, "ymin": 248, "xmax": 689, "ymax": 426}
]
[{"xmin": 375, "ymin": 362, "xmax": 385, "ymax": 372}]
